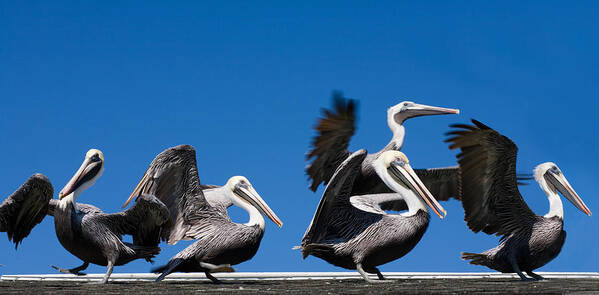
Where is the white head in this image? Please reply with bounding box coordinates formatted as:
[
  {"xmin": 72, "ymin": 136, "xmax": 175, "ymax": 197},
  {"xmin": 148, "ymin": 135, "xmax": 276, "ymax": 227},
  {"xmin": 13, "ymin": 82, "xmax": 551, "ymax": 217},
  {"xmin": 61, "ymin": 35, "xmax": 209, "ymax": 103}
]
[
  {"xmin": 387, "ymin": 101, "xmax": 460, "ymax": 129},
  {"xmin": 59, "ymin": 149, "xmax": 105, "ymax": 201},
  {"xmin": 534, "ymin": 162, "xmax": 591, "ymax": 217},
  {"xmin": 373, "ymin": 150, "xmax": 447, "ymax": 218},
  {"xmin": 225, "ymin": 176, "xmax": 283, "ymax": 228}
]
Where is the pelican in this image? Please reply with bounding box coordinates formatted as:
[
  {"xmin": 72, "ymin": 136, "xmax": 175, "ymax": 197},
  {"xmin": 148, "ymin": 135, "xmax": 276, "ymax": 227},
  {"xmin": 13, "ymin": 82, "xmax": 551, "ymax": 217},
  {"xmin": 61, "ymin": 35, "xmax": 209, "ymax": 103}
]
[
  {"xmin": 446, "ymin": 120, "xmax": 592, "ymax": 281},
  {"xmin": 298, "ymin": 149, "xmax": 446, "ymax": 282},
  {"xmin": 122, "ymin": 145, "xmax": 283, "ymax": 283},
  {"xmin": 306, "ymin": 92, "xmax": 461, "ymax": 203},
  {"xmin": 6, "ymin": 149, "xmax": 171, "ymax": 283},
  {"xmin": 1, "ymin": 174, "xmax": 53, "ymax": 248}
]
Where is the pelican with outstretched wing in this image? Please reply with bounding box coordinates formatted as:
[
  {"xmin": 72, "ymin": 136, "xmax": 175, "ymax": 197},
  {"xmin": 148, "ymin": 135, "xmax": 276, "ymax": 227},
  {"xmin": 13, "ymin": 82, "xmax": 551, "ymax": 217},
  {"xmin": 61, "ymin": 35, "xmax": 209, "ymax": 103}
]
[
  {"xmin": 1, "ymin": 149, "xmax": 171, "ymax": 284},
  {"xmin": 306, "ymin": 92, "xmax": 461, "ymax": 206},
  {"xmin": 123, "ymin": 145, "xmax": 283, "ymax": 283},
  {"xmin": 446, "ymin": 120, "xmax": 592, "ymax": 281}
]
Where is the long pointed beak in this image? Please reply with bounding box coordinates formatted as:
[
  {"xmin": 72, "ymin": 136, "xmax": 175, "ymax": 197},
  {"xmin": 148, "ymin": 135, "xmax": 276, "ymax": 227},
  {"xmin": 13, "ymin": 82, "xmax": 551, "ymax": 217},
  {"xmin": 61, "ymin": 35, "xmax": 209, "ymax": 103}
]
[
  {"xmin": 234, "ymin": 186, "xmax": 283, "ymax": 227},
  {"xmin": 546, "ymin": 171, "xmax": 592, "ymax": 216},
  {"xmin": 412, "ymin": 103, "xmax": 460, "ymax": 116},
  {"xmin": 122, "ymin": 167, "xmax": 151, "ymax": 208},
  {"xmin": 389, "ymin": 162, "xmax": 447, "ymax": 218},
  {"xmin": 59, "ymin": 158, "xmax": 101, "ymax": 200}
]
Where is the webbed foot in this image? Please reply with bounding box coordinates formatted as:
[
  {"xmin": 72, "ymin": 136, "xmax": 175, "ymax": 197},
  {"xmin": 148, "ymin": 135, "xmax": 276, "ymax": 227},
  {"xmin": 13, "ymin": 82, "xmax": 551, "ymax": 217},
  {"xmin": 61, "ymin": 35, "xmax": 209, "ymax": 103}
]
[
  {"xmin": 51, "ymin": 263, "xmax": 89, "ymax": 276},
  {"xmin": 526, "ymin": 271, "xmax": 545, "ymax": 281}
]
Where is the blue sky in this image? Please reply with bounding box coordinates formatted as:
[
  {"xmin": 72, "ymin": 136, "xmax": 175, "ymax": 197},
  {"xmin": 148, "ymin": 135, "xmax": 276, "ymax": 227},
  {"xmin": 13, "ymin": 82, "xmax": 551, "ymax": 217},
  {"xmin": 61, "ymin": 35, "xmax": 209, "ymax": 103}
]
[{"xmin": 1, "ymin": 1, "xmax": 597, "ymax": 275}]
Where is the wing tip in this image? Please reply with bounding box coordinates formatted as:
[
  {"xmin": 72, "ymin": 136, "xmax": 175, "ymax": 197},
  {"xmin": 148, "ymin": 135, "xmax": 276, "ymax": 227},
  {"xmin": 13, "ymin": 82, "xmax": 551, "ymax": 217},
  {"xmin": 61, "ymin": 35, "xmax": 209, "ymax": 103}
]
[{"xmin": 170, "ymin": 144, "xmax": 195, "ymax": 152}]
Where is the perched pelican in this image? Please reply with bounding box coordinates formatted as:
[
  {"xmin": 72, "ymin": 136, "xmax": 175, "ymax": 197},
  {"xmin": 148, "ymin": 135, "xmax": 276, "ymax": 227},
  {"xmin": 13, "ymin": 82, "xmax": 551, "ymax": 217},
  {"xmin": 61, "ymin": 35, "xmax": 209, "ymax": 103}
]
[
  {"xmin": 1, "ymin": 174, "xmax": 53, "ymax": 248},
  {"xmin": 122, "ymin": 145, "xmax": 283, "ymax": 283},
  {"xmin": 299, "ymin": 149, "xmax": 446, "ymax": 282},
  {"xmin": 45, "ymin": 149, "xmax": 170, "ymax": 284},
  {"xmin": 306, "ymin": 92, "xmax": 461, "ymax": 203},
  {"xmin": 446, "ymin": 120, "xmax": 592, "ymax": 281}
]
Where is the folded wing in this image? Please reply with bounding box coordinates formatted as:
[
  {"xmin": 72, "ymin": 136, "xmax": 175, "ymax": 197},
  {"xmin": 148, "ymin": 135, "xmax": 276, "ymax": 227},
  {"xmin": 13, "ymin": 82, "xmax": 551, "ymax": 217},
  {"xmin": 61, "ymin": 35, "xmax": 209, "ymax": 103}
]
[{"xmin": 302, "ymin": 149, "xmax": 367, "ymax": 246}]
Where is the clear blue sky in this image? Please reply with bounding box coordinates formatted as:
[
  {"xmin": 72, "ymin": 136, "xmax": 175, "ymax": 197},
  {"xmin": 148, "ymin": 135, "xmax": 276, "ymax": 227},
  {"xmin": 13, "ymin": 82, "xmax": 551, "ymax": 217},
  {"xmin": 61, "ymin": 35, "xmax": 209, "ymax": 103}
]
[{"xmin": 1, "ymin": 1, "xmax": 597, "ymax": 275}]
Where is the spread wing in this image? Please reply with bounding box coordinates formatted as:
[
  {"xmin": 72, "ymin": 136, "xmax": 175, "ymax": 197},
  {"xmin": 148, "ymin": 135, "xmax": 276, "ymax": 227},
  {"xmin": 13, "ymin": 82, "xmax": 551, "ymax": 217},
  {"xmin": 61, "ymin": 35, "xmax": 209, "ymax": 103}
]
[
  {"xmin": 0, "ymin": 174, "xmax": 53, "ymax": 248},
  {"xmin": 96, "ymin": 194, "xmax": 170, "ymax": 246},
  {"xmin": 379, "ymin": 166, "xmax": 532, "ymax": 212},
  {"xmin": 306, "ymin": 92, "xmax": 357, "ymax": 192},
  {"xmin": 302, "ymin": 149, "xmax": 367, "ymax": 245},
  {"xmin": 415, "ymin": 167, "xmax": 461, "ymax": 202},
  {"xmin": 123, "ymin": 144, "xmax": 210, "ymax": 244},
  {"xmin": 446, "ymin": 119, "xmax": 537, "ymax": 237}
]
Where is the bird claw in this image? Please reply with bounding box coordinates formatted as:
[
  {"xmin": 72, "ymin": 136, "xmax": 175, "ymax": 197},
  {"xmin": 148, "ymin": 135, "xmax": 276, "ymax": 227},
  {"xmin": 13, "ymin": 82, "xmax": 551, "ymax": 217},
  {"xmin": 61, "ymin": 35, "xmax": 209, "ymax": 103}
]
[
  {"xmin": 526, "ymin": 272, "xmax": 545, "ymax": 281},
  {"xmin": 365, "ymin": 278, "xmax": 392, "ymax": 283},
  {"xmin": 86, "ymin": 280, "xmax": 107, "ymax": 285},
  {"xmin": 213, "ymin": 265, "xmax": 235, "ymax": 273},
  {"xmin": 520, "ymin": 277, "xmax": 537, "ymax": 282},
  {"xmin": 51, "ymin": 265, "xmax": 87, "ymax": 276}
]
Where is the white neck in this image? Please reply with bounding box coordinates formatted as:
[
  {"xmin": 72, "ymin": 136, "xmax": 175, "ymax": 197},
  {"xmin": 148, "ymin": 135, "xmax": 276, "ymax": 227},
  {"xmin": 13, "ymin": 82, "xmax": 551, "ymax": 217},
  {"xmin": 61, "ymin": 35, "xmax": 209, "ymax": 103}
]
[
  {"xmin": 227, "ymin": 190, "xmax": 265, "ymax": 229},
  {"xmin": 58, "ymin": 192, "xmax": 78, "ymax": 211},
  {"xmin": 385, "ymin": 122, "xmax": 405, "ymax": 151},
  {"xmin": 538, "ymin": 176, "xmax": 563, "ymax": 219},
  {"xmin": 374, "ymin": 163, "xmax": 426, "ymax": 217}
]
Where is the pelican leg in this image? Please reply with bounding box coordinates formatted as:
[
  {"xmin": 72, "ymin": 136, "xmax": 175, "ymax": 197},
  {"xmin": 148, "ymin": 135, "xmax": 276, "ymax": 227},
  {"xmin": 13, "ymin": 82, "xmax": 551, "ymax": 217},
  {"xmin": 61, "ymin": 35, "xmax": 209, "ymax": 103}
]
[
  {"xmin": 199, "ymin": 262, "xmax": 235, "ymax": 273},
  {"xmin": 526, "ymin": 271, "xmax": 545, "ymax": 281},
  {"xmin": 51, "ymin": 262, "xmax": 89, "ymax": 276},
  {"xmin": 508, "ymin": 256, "xmax": 534, "ymax": 281},
  {"xmin": 357, "ymin": 263, "xmax": 390, "ymax": 283},
  {"xmin": 100, "ymin": 260, "xmax": 114, "ymax": 284},
  {"xmin": 375, "ymin": 268, "xmax": 385, "ymax": 280},
  {"xmin": 204, "ymin": 272, "xmax": 222, "ymax": 284},
  {"xmin": 199, "ymin": 262, "xmax": 235, "ymax": 284}
]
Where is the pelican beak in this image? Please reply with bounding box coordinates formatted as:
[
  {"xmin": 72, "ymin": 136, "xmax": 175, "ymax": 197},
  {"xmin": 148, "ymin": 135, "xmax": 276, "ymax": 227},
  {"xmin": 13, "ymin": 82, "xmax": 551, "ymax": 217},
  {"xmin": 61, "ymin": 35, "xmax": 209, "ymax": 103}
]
[
  {"xmin": 388, "ymin": 161, "xmax": 447, "ymax": 219},
  {"xmin": 234, "ymin": 184, "xmax": 283, "ymax": 227},
  {"xmin": 409, "ymin": 103, "xmax": 460, "ymax": 117},
  {"xmin": 123, "ymin": 167, "xmax": 150, "ymax": 208},
  {"xmin": 59, "ymin": 157, "xmax": 102, "ymax": 200},
  {"xmin": 545, "ymin": 171, "xmax": 591, "ymax": 216}
]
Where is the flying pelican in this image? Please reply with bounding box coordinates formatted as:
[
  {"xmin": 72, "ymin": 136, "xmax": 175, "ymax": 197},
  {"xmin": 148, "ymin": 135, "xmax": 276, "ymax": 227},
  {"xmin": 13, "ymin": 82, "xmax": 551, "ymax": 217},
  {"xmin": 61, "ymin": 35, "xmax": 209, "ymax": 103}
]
[
  {"xmin": 306, "ymin": 92, "xmax": 461, "ymax": 204},
  {"xmin": 122, "ymin": 145, "xmax": 283, "ymax": 283},
  {"xmin": 1, "ymin": 174, "xmax": 53, "ymax": 248},
  {"xmin": 446, "ymin": 120, "xmax": 592, "ymax": 281},
  {"xmin": 299, "ymin": 149, "xmax": 446, "ymax": 282},
  {"xmin": 6, "ymin": 149, "xmax": 171, "ymax": 283}
]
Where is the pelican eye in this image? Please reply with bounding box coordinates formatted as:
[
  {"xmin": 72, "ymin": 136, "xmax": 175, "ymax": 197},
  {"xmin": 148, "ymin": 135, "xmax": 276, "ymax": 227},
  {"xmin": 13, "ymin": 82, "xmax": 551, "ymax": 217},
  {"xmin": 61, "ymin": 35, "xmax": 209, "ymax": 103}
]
[
  {"xmin": 237, "ymin": 181, "xmax": 250, "ymax": 189},
  {"xmin": 393, "ymin": 159, "xmax": 406, "ymax": 167}
]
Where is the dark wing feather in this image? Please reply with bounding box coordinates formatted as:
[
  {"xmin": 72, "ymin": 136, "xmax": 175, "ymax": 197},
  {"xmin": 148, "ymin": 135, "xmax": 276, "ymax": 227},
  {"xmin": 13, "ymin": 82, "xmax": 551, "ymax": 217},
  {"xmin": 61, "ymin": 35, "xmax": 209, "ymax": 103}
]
[
  {"xmin": 200, "ymin": 184, "xmax": 220, "ymax": 190},
  {"xmin": 0, "ymin": 174, "xmax": 53, "ymax": 248},
  {"xmin": 306, "ymin": 92, "xmax": 357, "ymax": 192},
  {"xmin": 445, "ymin": 119, "xmax": 536, "ymax": 237},
  {"xmin": 302, "ymin": 149, "xmax": 367, "ymax": 244},
  {"xmin": 101, "ymin": 194, "xmax": 170, "ymax": 246},
  {"xmin": 124, "ymin": 144, "xmax": 210, "ymax": 243},
  {"xmin": 414, "ymin": 167, "xmax": 462, "ymax": 202}
]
